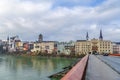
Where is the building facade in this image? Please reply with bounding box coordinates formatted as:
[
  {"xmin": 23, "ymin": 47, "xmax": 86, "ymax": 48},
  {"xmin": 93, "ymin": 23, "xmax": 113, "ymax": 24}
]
[
  {"xmin": 75, "ymin": 40, "xmax": 90, "ymax": 55},
  {"xmin": 113, "ymin": 42, "xmax": 120, "ymax": 54},
  {"xmin": 75, "ymin": 39, "xmax": 112, "ymax": 55},
  {"xmin": 15, "ymin": 41, "xmax": 23, "ymax": 51},
  {"xmin": 7, "ymin": 36, "xmax": 22, "ymax": 52},
  {"xmin": 57, "ymin": 41, "xmax": 75, "ymax": 55},
  {"xmin": 31, "ymin": 41, "xmax": 57, "ymax": 54},
  {"xmin": 38, "ymin": 34, "xmax": 43, "ymax": 43},
  {"xmin": 75, "ymin": 30, "xmax": 112, "ymax": 55}
]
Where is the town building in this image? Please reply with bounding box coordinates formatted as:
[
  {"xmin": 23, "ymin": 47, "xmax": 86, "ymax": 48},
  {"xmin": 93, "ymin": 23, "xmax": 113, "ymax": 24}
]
[
  {"xmin": 7, "ymin": 36, "xmax": 19, "ymax": 52},
  {"xmin": 75, "ymin": 40, "xmax": 90, "ymax": 55},
  {"xmin": 31, "ymin": 34, "xmax": 57, "ymax": 54},
  {"xmin": 31, "ymin": 41, "xmax": 57, "ymax": 54},
  {"xmin": 0, "ymin": 40, "xmax": 8, "ymax": 53},
  {"xmin": 6, "ymin": 36, "xmax": 24, "ymax": 52},
  {"xmin": 112, "ymin": 42, "xmax": 120, "ymax": 54},
  {"xmin": 15, "ymin": 40, "xmax": 23, "ymax": 51},
  {"xmin": 38, "ymin": 34, "xmax": 43, "ymax": 43},
  {"xmin": 75, "ymin": 30, "xmax": 113, "ymax": 55},
  {"xmin": 57, "ymin": 41, "xmax": 75, "ymax": 55},
  {"xmin": 23, "ymin": 42, "xmax": 29, "ymax": 51},
  {"xmin": 29, "ymin": 42, "xmax": 34, "ymax": 51}
]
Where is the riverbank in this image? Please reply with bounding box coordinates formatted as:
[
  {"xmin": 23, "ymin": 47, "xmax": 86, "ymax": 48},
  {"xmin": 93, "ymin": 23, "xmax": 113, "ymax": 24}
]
[{"xmin": 1, "ymin": 51, "xmax": 86, "ymax": 58}]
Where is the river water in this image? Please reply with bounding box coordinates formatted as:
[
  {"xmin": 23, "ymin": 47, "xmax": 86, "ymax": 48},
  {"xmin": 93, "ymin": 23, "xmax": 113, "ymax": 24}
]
[{"xmin": 0, "ymin": 55, "xmax": 76, "ymax": 80}]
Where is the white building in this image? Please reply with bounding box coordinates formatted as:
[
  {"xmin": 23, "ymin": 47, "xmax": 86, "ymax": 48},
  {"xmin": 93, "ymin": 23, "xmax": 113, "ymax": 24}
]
[
  {"xmin": 113, "ymin": 42, "xmax": 120, "ymax": 54},
  {"xmin": 57, "ymin": 41, "xmax": 75, "ymax": 55},
  {"xmin": 8, "ymin": 36, "xmax": 21, "ymax": 52},
  {"xmin": 31, "ymin": 41, "xmax": 57, "ymax": 54}
]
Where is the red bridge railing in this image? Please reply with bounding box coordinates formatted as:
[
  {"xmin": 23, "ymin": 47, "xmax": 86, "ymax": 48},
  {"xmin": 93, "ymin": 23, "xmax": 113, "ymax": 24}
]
[
  {"xmin": 61, "ymin": 55, "xmax": 89, "ymax": 80},
  {"xmin": 109, "ymin": 54, "xmax": 120, "ymax": 56}
]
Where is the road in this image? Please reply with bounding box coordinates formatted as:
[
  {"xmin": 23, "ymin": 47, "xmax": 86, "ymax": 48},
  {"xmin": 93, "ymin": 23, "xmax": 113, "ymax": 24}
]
[
  {"xmin": 97, "ymin": 55, "xmax": 120, "ymax": 74},
  {"xmin": 85, "ymin": 55, "xmax": 120, "ymax": 80}
]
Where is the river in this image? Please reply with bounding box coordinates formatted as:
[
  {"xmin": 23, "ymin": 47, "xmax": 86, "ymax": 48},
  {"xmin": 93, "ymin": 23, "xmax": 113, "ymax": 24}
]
[{"xmin": 0, "ymin": 55, "xmax": 76, "ymax": 80}]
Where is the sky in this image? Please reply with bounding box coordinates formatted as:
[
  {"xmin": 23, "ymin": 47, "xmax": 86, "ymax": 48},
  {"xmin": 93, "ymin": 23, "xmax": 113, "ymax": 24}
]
[{"xmin": 0, "ymin": 0, "xmax": 120, "ymax": 42}]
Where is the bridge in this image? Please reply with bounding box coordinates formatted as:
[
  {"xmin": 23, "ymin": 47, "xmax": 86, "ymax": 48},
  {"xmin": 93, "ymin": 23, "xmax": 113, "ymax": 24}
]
[{"xmin": 61, "ymin": 54, "xmax": 120, "ymax": 80}]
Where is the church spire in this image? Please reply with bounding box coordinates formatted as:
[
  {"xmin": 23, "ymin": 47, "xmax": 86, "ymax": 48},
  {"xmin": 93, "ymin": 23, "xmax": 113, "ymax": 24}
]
[
  {"xmin": 99, "ymin": 29, "xmax": 103, "ymax": 40},
  {"xmin": 86, "ymin": 32, "xmax": 89, "ymax": 40},
  {"xmin": 7, "ymin": 36, "xmax": 9, "ymax": 42}
]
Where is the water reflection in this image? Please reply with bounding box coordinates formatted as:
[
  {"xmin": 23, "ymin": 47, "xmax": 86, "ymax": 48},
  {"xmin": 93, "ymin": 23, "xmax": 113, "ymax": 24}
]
[{"xmin": 0, "ymin": 55, "xmax": 76, "ymax": 80}]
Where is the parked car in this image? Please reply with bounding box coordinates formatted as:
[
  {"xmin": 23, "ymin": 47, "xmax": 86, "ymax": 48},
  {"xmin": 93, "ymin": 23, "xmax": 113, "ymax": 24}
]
[{"xmin": 103, "ymin": 53, "xmax": 109, "ymax": 56}]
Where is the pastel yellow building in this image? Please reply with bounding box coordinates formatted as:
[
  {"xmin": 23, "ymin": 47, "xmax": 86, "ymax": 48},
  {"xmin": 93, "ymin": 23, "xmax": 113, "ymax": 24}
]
[
  {"xmin": 75, "ymin": 40, "xmax": 91, "ymax": 55},
  {"xmin": 75, "ymin": 39, "xmax": 112, "ymax": 55},
  {"xmin": 75, "ymin": 30, "xmax": 112, "ymax": 55}
]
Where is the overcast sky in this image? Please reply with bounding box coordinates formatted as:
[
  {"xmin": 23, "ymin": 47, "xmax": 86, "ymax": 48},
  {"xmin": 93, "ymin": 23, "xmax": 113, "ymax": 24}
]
[{"xmin": 0, "ymin": 0, "xmax": 120, "ymax": 42}]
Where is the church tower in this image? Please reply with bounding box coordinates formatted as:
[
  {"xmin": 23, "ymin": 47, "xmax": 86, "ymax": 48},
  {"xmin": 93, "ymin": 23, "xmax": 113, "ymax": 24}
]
[
  {"xmin": 99, "ymin": 29, "xmax": 103, "ymax": 40},
  {"xmin": 7, "ymin": 36, "xmax": 9, "ymax": 42},
  {"xmin": 38, "ymin": 34, "xmax": 43, "ymax": 42},
  {"xmin": 86, "ymin": 32, "xmax": 89, "ymax": 40}
]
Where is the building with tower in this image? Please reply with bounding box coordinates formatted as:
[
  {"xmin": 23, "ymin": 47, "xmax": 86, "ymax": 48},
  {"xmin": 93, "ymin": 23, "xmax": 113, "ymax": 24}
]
[
  {"xmin": 75, "ymin": 30, "xmax": 113, "ymax": 55},
  {"xmin": 86, "ymin": 32, "xmax": 89, "ymax": 41},
  {"xmin": 31, "ymin": 34, "xmax": 57, "ymax": 54},
  {"xmin": 38, "ymin": 34, "xmax": 43, "ymax": 42},
  {"xmin": 99, "ymin": 29, "xmax": 103, "ymax": 40}
]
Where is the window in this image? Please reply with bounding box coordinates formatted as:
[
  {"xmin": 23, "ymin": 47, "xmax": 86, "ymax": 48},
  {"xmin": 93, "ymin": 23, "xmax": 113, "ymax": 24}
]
[
  {"xmin": 45, "ymin": 46, "xmax": 49, "ymax": 49},
  {"xmin": 35, "ymin": 46, "xmax": 39, "ymax": 48}
]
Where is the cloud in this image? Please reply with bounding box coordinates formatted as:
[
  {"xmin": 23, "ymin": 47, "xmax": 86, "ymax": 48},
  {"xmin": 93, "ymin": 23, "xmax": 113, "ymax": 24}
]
[{"xmin": 0, "ymin": 0, "xmax": 119, "ymax": 42}]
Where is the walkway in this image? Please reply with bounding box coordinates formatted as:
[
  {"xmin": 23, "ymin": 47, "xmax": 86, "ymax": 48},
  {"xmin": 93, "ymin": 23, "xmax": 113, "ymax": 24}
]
[{"xmin": 85, "ymin": 55, "xmax": 120, "ymax": 80}]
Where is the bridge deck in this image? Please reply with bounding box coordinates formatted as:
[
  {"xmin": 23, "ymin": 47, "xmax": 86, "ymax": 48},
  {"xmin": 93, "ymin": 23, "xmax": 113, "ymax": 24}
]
[
  {"xmin": 98, "ymin": 55, "xmax": 120, "ymax": 74},
  {"xmin": 85, "ymin": 55, "xmax": 120, "ymax": 80}
]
